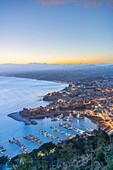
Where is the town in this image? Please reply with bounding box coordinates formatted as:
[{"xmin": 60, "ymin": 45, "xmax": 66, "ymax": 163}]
[{"xmin": 19, "ymin": 78, "xmax": 113, "ymax": 135}]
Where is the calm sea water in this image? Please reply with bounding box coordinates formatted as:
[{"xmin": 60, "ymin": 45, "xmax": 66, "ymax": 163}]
[{"xmin": 0, "ymin": 76, "xmax": 97, "ymax": 159}]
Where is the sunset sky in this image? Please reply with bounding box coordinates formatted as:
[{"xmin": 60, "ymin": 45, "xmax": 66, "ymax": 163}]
[{"xmin": 0, "ymin": 0, "xmax": 113, "ymax": 64}]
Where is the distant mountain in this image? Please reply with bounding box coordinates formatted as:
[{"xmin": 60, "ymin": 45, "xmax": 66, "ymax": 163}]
[{"xmin": 0, "ymin": 63, "xmax": 112, "ymax": 75}]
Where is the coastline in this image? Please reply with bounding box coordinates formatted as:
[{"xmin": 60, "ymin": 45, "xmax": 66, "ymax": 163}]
[
  {"xmin": 4, "ymin": 64, "xmax": 113, "ymax": 84},
  {"xmin": 1, "ymin": 75, "xmax": 68, "ymax": 86},
  {"xmin": 1, "ymin": 73, "xmax": 113, "ymax": 169},
  {"xmin": 10, "ymin": 77, "xmax": 113, "ymax": 135},
  {"xmin": 8, "ymin": 111, "xmax": 69, "ymax": 122}
]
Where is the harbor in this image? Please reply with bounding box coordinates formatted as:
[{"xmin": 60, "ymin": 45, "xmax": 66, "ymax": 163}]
[
  {"xmin": 1, "ymin": 116, "xmax": 96, "ymax": 158},
  {"xmin": 0, "ymin": 77, "xmax": 97, "ymax": 158},
  {"xmin": 0, "ymin": 119, "xmax": 93, "ymax": 160},
  {"xmin": 0, "ymin": 76, "xmax": 68, "ymax": 158},
  {"xmin": 0, "ymin": 116, "xmax": 95, "ymax": 160}
]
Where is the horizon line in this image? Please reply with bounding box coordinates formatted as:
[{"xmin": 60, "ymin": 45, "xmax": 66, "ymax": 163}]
[{"xmin": 0, "ymin": 62, "xmax": 113, "ymax": 65}]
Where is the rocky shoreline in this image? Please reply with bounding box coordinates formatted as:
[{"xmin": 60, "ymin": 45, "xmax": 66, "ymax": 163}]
[
  {"xmin": 8, "ymin": 112, "xmax": 38, "ymax": 125},
  {"xmin": 8, "ymin": 112, "xmax": 29, "ymax": 123},
  {"xmin": 8, "ymin": 110, "xmax": 70, "ymax": 123}
]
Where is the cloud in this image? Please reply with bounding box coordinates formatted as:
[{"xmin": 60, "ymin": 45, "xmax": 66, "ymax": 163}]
[{"xmin": 34, "ymin": 0, "xmax": 113, "ymax": 7}]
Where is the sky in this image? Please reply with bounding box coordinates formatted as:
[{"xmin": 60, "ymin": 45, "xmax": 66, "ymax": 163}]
[{"xmin": 0, "ymin": 0, "xmax": 113, "ymax": 64}]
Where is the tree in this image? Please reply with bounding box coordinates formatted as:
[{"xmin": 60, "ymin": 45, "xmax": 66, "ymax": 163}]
[
  {"xmin": 107, "ymin": 161, "xmax": 113, "ymax": 170},
  {"xmin": 96, "ymin": 149, "xmax": 106, "ymax": 167}
]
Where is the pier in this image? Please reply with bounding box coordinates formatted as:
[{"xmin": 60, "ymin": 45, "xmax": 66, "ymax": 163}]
[
  {"xmin": 50, "ymin": 126, "xmax": 75, "ymax": 139},
  {"xmin": 9, "ymin": 138, "xmax": 30, "ymax": 154},
  {"xmin": 39, "ymin": 130, "xmax": 61, "ymax": 142},
  {"xmin": 0, "ymin": 145, "xmax": 9, "ymax": 158},
  {"xmin": 51, "ymin": 113, "xmax": 63, "ymax": 121},
  {"xmin": 59, "ymin": 123, "xmax": 87, "ymax": 135},
  {"xmin": 62, "ymin": 113, "xmax": 73, "ymax": 122},
  {"xmin": 24, "ymin": 134, "xmax": 42, "ymax": 146},
  {"xmin": 0, "ymin": 150, "xmax": 8, "ymax": 157}
]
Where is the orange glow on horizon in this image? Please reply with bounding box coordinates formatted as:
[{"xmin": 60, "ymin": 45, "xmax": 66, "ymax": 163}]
[
  {"xmin": 49, "ymin": 59, "xmax": 113, "ymax": 65},
  {"xmin": 0, "ymin": 57, "xmax": 113, "ymax": 65},
  {"xmin": 0, "ymin": 61, "xmax": 113, "ymax": 65}
]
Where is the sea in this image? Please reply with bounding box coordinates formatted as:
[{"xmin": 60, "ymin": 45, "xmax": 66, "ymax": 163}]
[{"xmin": 0, "ymin": 76, "xmax": 97, "ymax": 159}]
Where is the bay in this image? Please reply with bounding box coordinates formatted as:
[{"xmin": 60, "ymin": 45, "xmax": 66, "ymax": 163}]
[{"xmin": 0, "ymin": 76, "xmax": 97, "ymax": 158}]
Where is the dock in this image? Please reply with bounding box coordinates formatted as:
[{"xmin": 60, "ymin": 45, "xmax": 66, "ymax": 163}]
[
  {"xmin": 59, "ymin": 123, "xmax": 86, "ymax": 134},
  {"xmin": 24, "ymin": 134, "xmax": 42, "ymax": 146},
  {"xmin": 0, "ymin": 145, "xmax": 9, "ymax": 158},
  {"xmin": 51, "ymin": 113, "xmax": 63, "ymax": 121},
  {"xmin": 50, "ymin": 126, "xmax": 75, "ymax": 139},
  {"xmin": 0, "ymin": 150, "xmax": 8, "ymax": 157},
  {"xmin": 9, "ymin": 138, "xmax": 30, "ymax": 154},
  {"xmin": 63, "ymin": 113, "xmax": 73, "ymax": 122},
  {"xmin": 39, "ymin": 130, "xmax": 62, "ymax": 141}
]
